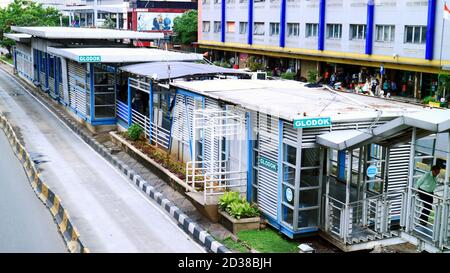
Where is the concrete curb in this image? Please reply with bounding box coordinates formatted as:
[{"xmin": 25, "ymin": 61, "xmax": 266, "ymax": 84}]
[
  {"xmin": 0, "ymin": 113, "xmax": 89, "ymax": 253},
  {"xmin": 1, "ymin": 65, "xmax": 230, "ymax": 253}
]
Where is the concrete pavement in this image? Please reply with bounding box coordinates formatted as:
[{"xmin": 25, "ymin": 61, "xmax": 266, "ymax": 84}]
[
  {"xmin": 0, "ymin": 129, "xmax": 67, "ymax": 253},
  {"xmin": 0, "ymin": 68, "xmax": 205, "ymax": 253}
]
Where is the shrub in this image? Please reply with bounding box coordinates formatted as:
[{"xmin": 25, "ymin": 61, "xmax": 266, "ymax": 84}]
[
  {"xmin": 281, "ymin": 72, "xmax": 295, "ymax": 80},
  {"xmin": 218, "ymin": 191, "xmax": 241, "ymax": 211},
  {"xmin": 422, "ymin": 95, "xmax": 437, "ymax": 104},
  {"xmin": 307, "ymin": 70, "xmax": 318, "ymax": 83},
  {"xmin": 227, "ymin": 202, "xmax": 259, "ymax": 220},
  {"xmin": 218, "ymin": 191, "xmax": 260, "ymax": 219},
  {"xmin": 127, "ymin": 123, "xmax": 143, "ymax": 141}
]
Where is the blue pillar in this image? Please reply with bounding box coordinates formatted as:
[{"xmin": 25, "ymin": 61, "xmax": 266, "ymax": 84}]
[
  {"xmin": 90, "ymin": 63, "xmax": 95, "ymax": 122},
  {"xmin": 149, "ymin": 80, "xmax": 154, "ymax": 143},
  {"xmin": 45, "ymin": 53, "xmax": 49, "ymax": 90},
  {"xmin": 36, "ymin": 50, "xmax": 41, "ymax": 83},
  {"xmin": 248, "ymin": 0, "xmax": 254, "ymax": 45},
  {"xmin": 246, "ymin": 112, "xmax": 253, "ymax": 202},
  {"xmin": 365, "ymin": 0, "xmax": 375, "ymax": 55},
  {"xmin": 338, "ymin": 151, "xmax": 346, "ymax": 180},
  {"xmin": 425, "ymin": 0, "xmax": 437, "ymax": 60},
  {"xmin": 318, "ymin": 0, "xmax": 326, "ymax": 51},
  {"xmin": 221, "ymin": 0, "xmax": 226, "ymax": 43},
  {"xmin": 127, "ymin": 78, "xmax": 132, "ymax": 126},
  {"xmin": 280, "ymin": 0, "xmax": 287, "ymax": 47},
  {"xmin": 13, "ymin": 49, "xmax": 17, "ymax": 71}
]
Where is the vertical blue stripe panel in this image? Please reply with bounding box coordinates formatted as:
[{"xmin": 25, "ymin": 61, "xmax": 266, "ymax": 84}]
[
  {"xmin": 280, "ymin": 0, "xmax": 287, "ymax": 47},
  {"xmin": 45, "ymin": 53, "xmax": 49, "ymax": 89},
  {"xmin": 89, "ymin": 64, "xmax": 95, "ymax": 122},
  {"xmin": 277, "ymin": 119, "xmax": 283, "ymax": 223},
  {"xmin": 247, "ymin": 0, "xmax": 253, "ymax": 45},
  {"xmin": 365, "ymin": 1, "xmax": 375, "ymax": 55},
  {"xmin": 338, "ymin": 151, "xmax": 346, "ymax": 180},
  {"xmin": 425, "ymin": 0, "xmax": 437, "ymax": 60},
  {"xmin": 149, "ymin": 81, "xmax": 153, "ymax": 143},
  {"xmin": 318, "ymin": 0, "xmax": 326, "ymax": 51},
  {"xmin": 221, "ymin": 0, "xmax": 226, "ymax": 43},
  {"xmin": 127, "ymin": 78, "xmax": 132, "ymax": 126},
  {"xmin": 248, "ymin": 0, "xmax": 253, "ymax": 45},
  {"xmin": 246, "ymin": 112, "xmax": 253, "ymax": 202}
]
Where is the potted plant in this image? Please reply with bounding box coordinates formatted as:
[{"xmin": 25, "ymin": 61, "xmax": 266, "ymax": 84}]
[{"xmin": 218, "ymin": 192, "xmax": 260, "ymax": 234}]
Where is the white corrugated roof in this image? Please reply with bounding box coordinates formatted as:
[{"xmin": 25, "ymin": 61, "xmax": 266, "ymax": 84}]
[
  {"xmin": 4, "ymin": 33, "xmax": 32, "ymax": 42},
  {"xmin": 47, "ymin": 47, "xmax": 203, "ymax": 63},
  {"xmin": 171, "ymin": 79, "xmax": 437, "ymax": 122},
  {"xmin": 11, "ymin": 26, "xmax": 163, "ymax": 40}
]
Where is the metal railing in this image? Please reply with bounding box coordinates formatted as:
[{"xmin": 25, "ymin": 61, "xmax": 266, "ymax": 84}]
[
  {"xmin": 407, "ymin": 188, "xmax": 450, "ymax": 249},
  {"xmin": 325, "ymin": 191, "xmax": 404, "ymax": 244},
  {"xmin": 131, "ymin": 109, "xmax": 150, "ymax": 139},
  {"xmin": 116, "ymin": 100, "xmax": 128, "ymax": 123},
  {"xmin": 185, "ymin": 160, "xmax": 246, "ymax": 203},
  {"xmin": 149, "ymin": 121, "xmax": 171, "ymax": 149}
]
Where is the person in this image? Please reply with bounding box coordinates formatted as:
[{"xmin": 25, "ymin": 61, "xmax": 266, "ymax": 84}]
[
  {"xmin": 330, "ymin": 73, "xmax": 336, "ymax": 86},
  {"xmin": 391, "ymin": 80, "xmax": 397, "ymax": 95},
  {"xmin": 383, "ymin": 80, "xmax": 390, "ymax": 94},
  {"xmin": 415, "ymin": 165, "xmax": 441, "ymax": 226}
]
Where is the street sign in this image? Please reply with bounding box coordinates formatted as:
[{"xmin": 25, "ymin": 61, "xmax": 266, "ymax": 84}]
[
  {"xmin": 367, "ymin": 165, "xmax": 378, "ymax": 178},
  {"xmin": 285, "ymin": 187, "xmax": 293, "ymax": 203},
  {"xmin": 78, "ymin": 55, "xmax": 102, "ymax": 63},
  {"xmin": 380, "ymin": 65, "xmax": 385, "ymax": 75},
  {"xmin": 259, "ymin": 156, "xmax": 278, "ymax": 172},
  {"xmin": 293, "ymin": 117, "xmax": 331, "ymax": 129}
]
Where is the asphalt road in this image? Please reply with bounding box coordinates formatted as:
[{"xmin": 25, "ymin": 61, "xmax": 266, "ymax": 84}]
[
  {"xmin": 0, "ymin": 129, "xmax": 67, "ymax": 253},
  {"xmin": 0, "ymin": 67, "xmax": 204, "ymax": 253}
]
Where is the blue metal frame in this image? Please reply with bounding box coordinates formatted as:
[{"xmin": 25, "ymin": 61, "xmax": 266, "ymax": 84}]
[
  {"xmin": 365, "ymin": 0, "xmax": 375, "ymax": 55},
  {"xmin": 89, "ymin": 63, "xmax": 95, "ymax": 122},
  {"xmin": 318, "ymin": 0, "xmax": 326, "ymax": 51},
  {"xmin": 280, "ymin": 0, "xmax": 287, "ymax": 48},
  {"xmin": 248, "ymin": 0, "xmax": 254, "ymax": 45},
  {"xmin": 149, "ymin": 80, "xmax": 154, "ymax": 143},
  {"xmin": 338, "ymin": 150, "xmax": 346, "ymax": 180},
  {"xmin": 246, "ymin": 112, "xmax": 253, "ymax": 202},
  {"xmin": 127, "ymin": 78, "xmax": 132, "ymax": 126},
  {"xmin": 13, "ymin": 49, "xmax": 17, "ymax": 70},
  {"xmin": 277, "ymin": 119, "xmax": 283, "ymax": 223},
  {"xmin": 221, "ymin": 0, "xmax": 226, "ymax": 43},
  {"xmin": 45, "ymin": 53, "xmax": 49, "ymax": 91},
  {"xmin": 425, "ymin": 0, "xmax": 437, "ymax": 60}
]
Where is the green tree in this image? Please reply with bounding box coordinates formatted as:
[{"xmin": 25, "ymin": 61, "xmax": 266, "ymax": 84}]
[
  {"xmin": 437, "ymin": 73, "xmax": 450, "ymax": 98},
  {"xmin": 0, "ymin": 0, "xmax": 61, "ymax": 53},
  {"xmin": 172, "ymin": 10, "xmax": 197, "ymax": 45}
]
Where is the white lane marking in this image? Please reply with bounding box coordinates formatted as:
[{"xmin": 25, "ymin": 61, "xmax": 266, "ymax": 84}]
[{"xmin": 0, "ymin": 69, "xmax": 206, "ymax": 253}]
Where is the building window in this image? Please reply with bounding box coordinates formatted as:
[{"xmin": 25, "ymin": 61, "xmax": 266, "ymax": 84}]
[
  {"xmin": 227, "ymin": 0, "xmax": 236, "ymax": 3},
  {"xmin": 214, "ymin": 21, "xmax": 221, "ymax": 33},
  {"xmin": 287, "ymin": 23, "xmax": 299, "ymax": 37},
  {"xmin": 375, "ymin": 25, "xmax": 395, "ymax": 42},
  {"xmin": 326, "ymin": 24, "xmax": 342, "ymax": 39},
  {"xmin": 253, "ymin": 22, "xmax": 265, "ymax": 35},
  {"xmin": 239, "ymin": 22, "xmax": 248, "ymax": 34},
  {"xmin": 350, "ymin": 24, "xmax": 366, "ymax": 40},
  {"xmin": 270, "ymin": 23, "xmax": 280, "ymax": 36},
  {"xmin": 202, "ymin": 0, "xmax": 210, "ymax": 4},
  {"xmin": 226, "ymin": 21, "xmax": 235, "ymax": 33},
  {"xmin": 404, "ymin": 25, "xmax": 426, "ymax": 44},
  {"xmin": 202, "ymin": 21, "xmax": 210, "ymax": 33},
  {"xmin": 254, "ymin": 0, "xmax": 265, "ymax": 2},
  {"xmin": 214, "ymin": 0, "xmax": 221, "ymax": 3},
  {"xmin": 306, "ymin": 23, "xmax": 318, "ymax": 38}
]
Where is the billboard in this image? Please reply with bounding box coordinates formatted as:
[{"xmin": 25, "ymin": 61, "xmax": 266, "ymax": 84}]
[{"xmin": 137, "ymin": 12, "xmax": 181, "ymax": 31}]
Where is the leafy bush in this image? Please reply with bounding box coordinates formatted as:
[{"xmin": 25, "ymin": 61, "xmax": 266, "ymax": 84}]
[
  {"xmin": 247, "ymin": 56, "xmax": 265, "ymax": 72},
  {"xmin": 281, "ymin": 72, "xmax": 295, "ymax": 80},
  {"xmin": 218, "ymin": 191, "xmax": 259, "ymax": 219},
  {"xmin": 218, "ymin": 191, "xmax": 241, "ymax": 211},
  {"xmin": 127, "ymin": 123, "xmax": 143, "ymax": 141},
  {"xmin": 422, "ymin": 95, "xmax": 437, "ymax": 104},
  {"xmin": 307, "ymin": 70, "xmax": 318, "ymax": 83},
  {"xmin": 227, "ymin": 202, "xmax": 259, "ymax": 220}
]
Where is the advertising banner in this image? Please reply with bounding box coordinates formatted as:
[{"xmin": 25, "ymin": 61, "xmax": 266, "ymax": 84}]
[{"xmin": 137, "ymin": 12, "xmax": 181, "ymax": 31}]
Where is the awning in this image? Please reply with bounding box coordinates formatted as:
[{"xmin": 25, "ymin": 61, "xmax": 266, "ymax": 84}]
[
  {"xmin": 119, "ymin": 62, "xmax": 250, "ymax": 80},
  {"xmin": 4, "ymin": 33, "xmax": 31, "ymax": 43},
  {"xmin": 11, "ymin": 26, "xmax": 163, "ymax": 40},
  {"xmin": 317, "ymin": 109, "xmax": 450, "ymax": 150},
  {"xmin": 47, "ymin": 47, "xmax": 203, "ymax": 63}
]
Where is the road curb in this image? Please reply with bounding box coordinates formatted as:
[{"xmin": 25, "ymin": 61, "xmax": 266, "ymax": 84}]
[
  {"xmin": 1, "ymin": 65, "xmax": 230, "ymax": 253},
  {"xmin": 0, "ymin": 113, "xmax": 89, "ymax": 253}
]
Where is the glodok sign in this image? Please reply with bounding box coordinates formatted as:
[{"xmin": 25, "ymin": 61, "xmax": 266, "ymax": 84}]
[{"xmin": 293, "ymin": 117, "xmax": 331, "ymax": 129}]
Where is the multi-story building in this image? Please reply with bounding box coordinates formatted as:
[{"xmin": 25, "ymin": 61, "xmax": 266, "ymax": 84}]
[{"xmin": 198, "ymin": 0, "xmax": 450, "ymax": 100}]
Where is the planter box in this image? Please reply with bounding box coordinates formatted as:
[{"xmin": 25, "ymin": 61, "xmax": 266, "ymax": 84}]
[{"xmin": 219, "ymin": 210, "xmax": 260, "ymax": 234}]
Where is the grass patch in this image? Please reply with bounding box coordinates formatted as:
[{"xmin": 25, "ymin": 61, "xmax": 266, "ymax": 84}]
[
  {"xmin": 237, "ymin": 228, "xmax": 299, "ymax": 253},
  {"xmin": 0, "ymin": 55, "xmax": 13, "ymax": 65},
  {"xmin": 220, "ymin": 238, "xmax": 250, "ymax": 253}
]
